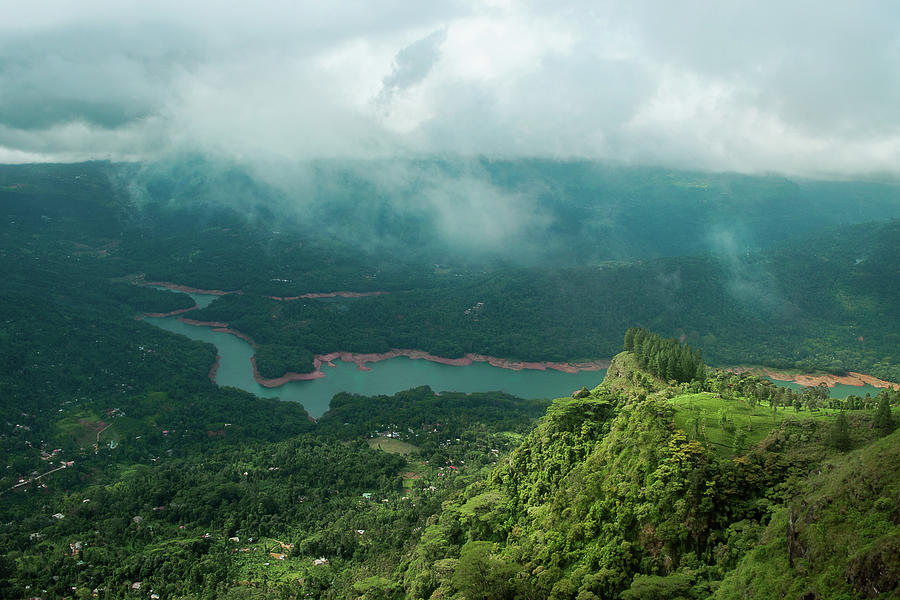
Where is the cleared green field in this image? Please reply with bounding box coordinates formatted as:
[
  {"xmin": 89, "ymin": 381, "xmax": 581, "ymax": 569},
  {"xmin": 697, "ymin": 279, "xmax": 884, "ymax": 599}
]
[
  {"xmin": 670, "ymin": 392, "xmax": 843, "ymax": 456},
  {"xmin": 228, "ymin": 538, "xmax": 307, "ymax": 588},
  {"xmin": 54, "ymin": 412, "xmax": 108, "ymax": 448},
  {"xmin": 366, "ymin": 436, "xmax": 418, "ymax": 455}
]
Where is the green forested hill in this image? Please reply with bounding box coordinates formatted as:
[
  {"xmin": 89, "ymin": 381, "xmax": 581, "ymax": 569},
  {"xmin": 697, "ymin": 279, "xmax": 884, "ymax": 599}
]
[
  {"xmin": 3, "ymin": 160, "xmax": 900, "ymax": 380},
  {"xmin": 104, "ymin": 157, "xmax": 900, "ymax": 264},
  {"xmin": 187, "ymin": 219, "xmax": 900, "ymax": 382},
  {"xmin": 717, "ymin": 430, "xmax": 900, "ymax": 599},
  {"xmin": 399, "ymin": 350, "xmax": 899, "ymax": 600},
  {"xmin": 2, "ymin": 160, "xmax": 900, "ymax": 598},
  {"xmin": 2, "ymin": 319, "xmax": 897, "ymax": 598}
]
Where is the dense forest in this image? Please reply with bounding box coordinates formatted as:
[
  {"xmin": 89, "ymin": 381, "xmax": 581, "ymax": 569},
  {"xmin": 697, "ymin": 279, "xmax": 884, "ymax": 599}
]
[
  {"xmin": 184, "ymin": 221, "xmax": 900, "ymax": 382},
  {"xmin": 2, "ymin": 160, "xmax": 899, "ymax": 598},
  {"xmin": 3, "ymin": 161, "xmax": 900, "ymax": 380},
  {"xmin": 399, "ymin": 353, "xmax": 899, "ymax": 599},
  {"xmin": 624, "ymin": 327, "xmax": 706, "ymax": 383},
  {"xmin": 2, "ymin": 328, "xmax": 897, "ymax": 598}
]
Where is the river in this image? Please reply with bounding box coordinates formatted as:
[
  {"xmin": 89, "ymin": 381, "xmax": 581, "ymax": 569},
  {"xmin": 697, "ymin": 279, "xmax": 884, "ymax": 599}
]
[
  {"xmin": 144, "ymin": 290, "xmax": 887, "ymax": 418},
  {"xmin": 145, "ymin": 292, "xmax": 606, "ymax": 418},
  {"xmin": 762, "ymin": 378, "xmax": 884, "ymax": 399}
]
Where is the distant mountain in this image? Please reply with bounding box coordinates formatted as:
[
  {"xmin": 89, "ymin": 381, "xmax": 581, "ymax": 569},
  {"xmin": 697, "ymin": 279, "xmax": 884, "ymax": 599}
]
[
  {"xmin": 3, "ymin": 160, "xmax": 899, "ymax": 379},
  {"xmin": 4, "ymin": 159, "xmax": 900, "ymax": 265}
]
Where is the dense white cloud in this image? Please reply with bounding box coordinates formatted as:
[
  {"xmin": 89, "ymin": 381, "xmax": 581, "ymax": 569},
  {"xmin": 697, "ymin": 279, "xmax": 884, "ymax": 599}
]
[{"xmin": 1, "ymin": 0, "xmax": 898, "ymax": 176}]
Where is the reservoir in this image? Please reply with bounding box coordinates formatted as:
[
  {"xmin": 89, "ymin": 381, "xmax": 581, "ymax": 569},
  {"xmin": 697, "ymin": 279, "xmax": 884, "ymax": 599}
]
[
  {"xmin": 144, "ymin": 290, "xmax": 888, "ymax": 418},
  {"xmin": 145, "ymin": 292, "xmax": 606, "ymax": 418},
  {"xmin": 764, "ymin": 378, "xmax": 885, "ymax": 399}
]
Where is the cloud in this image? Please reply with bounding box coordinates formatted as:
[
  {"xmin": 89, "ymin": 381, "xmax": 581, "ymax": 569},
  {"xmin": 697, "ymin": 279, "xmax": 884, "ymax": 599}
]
[
  {"xmin": 0, "ymin": 1, "xmax": 898, "ymax": 177},
  {"xmin": 707, "ymin": 225, "xmax": 798, "ymax": 320},
  {"xmin": 377, "ymin": 28, "xmax": 447, "ymax": 110}
]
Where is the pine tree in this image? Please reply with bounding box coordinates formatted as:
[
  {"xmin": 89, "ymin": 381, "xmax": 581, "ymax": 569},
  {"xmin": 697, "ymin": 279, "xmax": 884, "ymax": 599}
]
[
  {"xmin": 830, "ymin": 412, "xmax": 851, "ymax": 451},
  {"xmin": 633, "ymin": 328, "xmax": 648, "ymax": 355},
  {"xmin": 641, "ymin": 342, "xmax": 653, "ymax": 368},
  {"xmin": 625, "ymin": 329, "xmax": 706, "ymax": 383},
  {"xmin": 651, "ymin": 352, "xmax": 662, "ymax": 378},
  {"xmin": 677, "ymin": 353, "xmax": 691, "ymax": 383},
  {"xmin": 666, "ymin": 356, "xmax": 678, "ymax": 381},
  {"xmin": 624, "ymin": 328, "xmax": 636, "ymax": 351},
  {"xmin": 694, "ymin": 362, "xmax": 706, "ymax": 382},
  {"xmin": 873, "ymin": 395, "xmax": 895, "ymax": 434}
]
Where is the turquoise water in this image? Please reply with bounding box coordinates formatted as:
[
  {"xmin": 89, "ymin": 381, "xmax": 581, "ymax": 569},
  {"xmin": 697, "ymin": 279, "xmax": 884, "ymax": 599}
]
[
  {"xmin": 190, "ymin": 292, "xmax": 217, "ymax": 309},
  {"xmin": 145, "ymin": 292, "xmax": 605, "ymax": 418},
  {"xmin": 765, "ymin": 377, "xmax": 884, "ymax": 398},
  {"xmin": 146, "ymin": 289, "xmax": 884, "ymax": 418}
]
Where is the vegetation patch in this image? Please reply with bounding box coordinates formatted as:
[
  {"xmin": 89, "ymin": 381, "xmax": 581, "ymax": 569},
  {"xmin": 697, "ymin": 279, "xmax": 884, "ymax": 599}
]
[
  {"xmin": 716, "ymin": 430, "xmax": 900, "ymax": 599},
  {"xmin": 366, "ymin": 436, "xmax": 418, "ymax": 455},
  {"xmin": 670, "ymin": 391, "xmax": 842, "ymax": 456},
  {"xmin": 54, "ymin": 413, "xmax": 108, "ymax": 448}
]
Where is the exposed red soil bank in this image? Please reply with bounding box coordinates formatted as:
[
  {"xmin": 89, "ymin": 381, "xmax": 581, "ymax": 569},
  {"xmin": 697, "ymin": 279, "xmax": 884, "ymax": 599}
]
[
  {"xmin": 319, "ymin": 350, "xmax": 610, "ymax": 373},
  {"xmin": 208, "ymin": 326, "xmax": 258, "ymax": 347},
  {"xmin": 251, "ymin": 357, "xmax": 325, "ymax": 386},
  {"xmin": 178, "ymin": 317, "xmax": 229, "ymax": 328},
  {"xmin": 267, "ymin": 291, "xmax": 389, "ymax": 301},
  {"xmin": 250, "ymin": 348, "xmax": 611, "ymax": 388},
  {"xmin": 208, "ymin": 354, "xmax": 221, "ymax": 382},
  {"xmin": 167, "ymin": 315, "xmax": 609, "ymax": 388},
  {"xmin": 136, "ymin": 276, "xmax": 240, "ymax": 296},
  {"xmin": 728, "ymin": 366, "xmax": 899, "ymax": 390},
  {"xmin": 137, "ymin": 276, "xmax": 380, "ymax": 300},
  {"xmin": 139, "ymin": 305, "xmax": 198, "ymax": 319}
]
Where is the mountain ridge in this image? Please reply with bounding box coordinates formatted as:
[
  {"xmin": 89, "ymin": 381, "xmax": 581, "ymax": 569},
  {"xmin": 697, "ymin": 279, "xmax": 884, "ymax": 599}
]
[{"xmin": 399, "ymin": 348, "xmax": 899, "ymax": 599}]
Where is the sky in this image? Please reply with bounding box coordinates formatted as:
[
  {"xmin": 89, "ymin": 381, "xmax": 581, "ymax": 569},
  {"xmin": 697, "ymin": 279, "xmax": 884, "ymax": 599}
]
[{"xmin": 1, "ymin": 0, "xmax": 899, "ymax": 178}]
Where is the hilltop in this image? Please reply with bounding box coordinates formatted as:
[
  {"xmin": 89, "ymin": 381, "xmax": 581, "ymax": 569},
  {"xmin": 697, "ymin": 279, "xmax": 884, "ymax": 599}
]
[{"xmin": 399, "ymin": 335, "xmax": 899, "ymax": 599}]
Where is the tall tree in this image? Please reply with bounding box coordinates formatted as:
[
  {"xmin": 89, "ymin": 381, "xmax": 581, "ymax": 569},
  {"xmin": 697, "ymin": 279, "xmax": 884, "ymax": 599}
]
[
  {"xmin": 830, "ymin": 412, "xmax": 851, "ymax": 451},
  {"xmin": 873, "ymin": 395, "xmax": 895, "ymax": 434},
  {"xmin": 624, "ymin": 328, "xmax": 636, "ymax": 351},
  {"xmin": 452, "ymin": 542, "xmax": 518, "ymax": 600}
]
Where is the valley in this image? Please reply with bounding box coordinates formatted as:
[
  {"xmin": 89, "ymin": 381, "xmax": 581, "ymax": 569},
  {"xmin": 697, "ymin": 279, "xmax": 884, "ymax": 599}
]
[
  {"xmin": 1, "ymin": 160, "xmax": 898, "ymax": 599},
  {"xmin": 143, "ymin": 288, "xmax": 890, "ymax": 420},
  {"xmin": 4, "ymin": 7, "xmax": 900, "ymax": 597}
]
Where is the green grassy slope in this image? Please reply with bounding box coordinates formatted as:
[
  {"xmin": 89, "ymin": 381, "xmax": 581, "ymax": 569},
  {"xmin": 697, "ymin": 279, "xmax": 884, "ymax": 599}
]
[
  {"xmin": 717, "ymin": 429, "xmax": 900, "ymax": 599},
  {"xmin": 401, "ymin": 351, "xmax": 898, "ymax": 600}
]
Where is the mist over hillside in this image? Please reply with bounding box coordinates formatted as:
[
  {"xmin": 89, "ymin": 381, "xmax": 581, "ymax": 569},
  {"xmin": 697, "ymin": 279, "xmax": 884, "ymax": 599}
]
[
  {"xmin": 3, "ymin": 160, "xmax": 900, "ymax": 382},
  {"xmin": 118, "ymin": 157, "xmax": 900, "ymax": 262},
  {"xmin": 6, "ymin": 158, "xmax": 900, "ymax": 268},
  {"xmin": 3, "ymin": 3, "xmax": 900, "ymax": 597}
]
